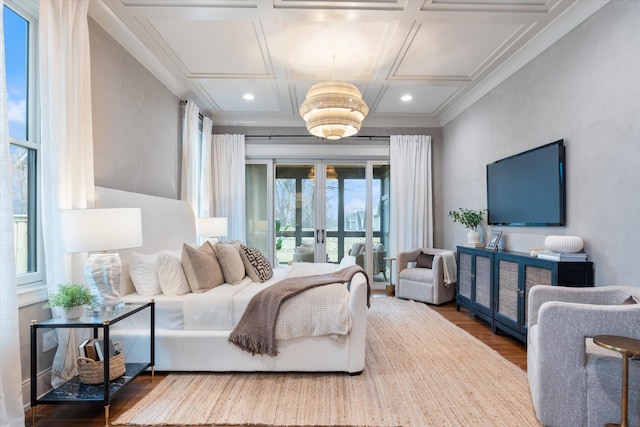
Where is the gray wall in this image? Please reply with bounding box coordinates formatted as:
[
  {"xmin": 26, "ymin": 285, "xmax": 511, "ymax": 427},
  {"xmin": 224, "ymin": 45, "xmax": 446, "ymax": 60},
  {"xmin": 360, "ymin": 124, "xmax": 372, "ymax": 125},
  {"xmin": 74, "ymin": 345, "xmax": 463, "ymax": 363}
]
[
  {"xmin": 89, "ymin": 18, "xmax": 181, "ymax": 199},
  {"xmin": 441, "ymin": 0, "xmax": 640, "ymax": 286}
]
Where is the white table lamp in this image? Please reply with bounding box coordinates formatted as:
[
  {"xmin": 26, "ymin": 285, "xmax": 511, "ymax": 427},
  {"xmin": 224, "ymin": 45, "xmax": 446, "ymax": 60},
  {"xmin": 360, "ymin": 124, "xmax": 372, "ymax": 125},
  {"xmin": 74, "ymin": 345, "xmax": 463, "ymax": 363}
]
[
  {"xmin": 196, "ymin": 217, "xmax": 228, "ymax": 244},
  {"xmin": 62, "ymin": 208, "xmax": 143, "ymax": 308}
]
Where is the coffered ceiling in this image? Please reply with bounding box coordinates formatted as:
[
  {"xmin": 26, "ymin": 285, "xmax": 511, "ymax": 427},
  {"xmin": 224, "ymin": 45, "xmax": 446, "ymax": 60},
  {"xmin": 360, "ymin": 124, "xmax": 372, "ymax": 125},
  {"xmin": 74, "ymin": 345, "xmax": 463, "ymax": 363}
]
[{"xmin": 89, "ymin": 0, "xmax": 608, "ymax": 129}]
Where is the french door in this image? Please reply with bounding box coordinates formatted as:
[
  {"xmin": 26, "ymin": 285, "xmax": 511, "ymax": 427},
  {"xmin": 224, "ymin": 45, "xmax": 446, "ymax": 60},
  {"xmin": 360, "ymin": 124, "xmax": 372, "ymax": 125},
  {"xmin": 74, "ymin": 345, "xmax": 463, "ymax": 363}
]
[{"xmin": 247, "ymin": 161, "xmax": 390, "ymax": 281}]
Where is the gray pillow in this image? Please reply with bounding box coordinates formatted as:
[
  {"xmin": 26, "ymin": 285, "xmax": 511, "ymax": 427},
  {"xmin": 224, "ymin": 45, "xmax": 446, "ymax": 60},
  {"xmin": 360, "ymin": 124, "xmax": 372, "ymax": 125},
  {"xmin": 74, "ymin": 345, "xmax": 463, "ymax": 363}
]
[
  {"xmin": 181, "ymin": 242, "xmax": 225, "ymax": 293},
  {"xmin": 213, "ymin": 241, "xmax": 246, "ymax": 284},
  {"xmin": 416, "ymin": 253, "xmax": 434, "ymax": 269}
]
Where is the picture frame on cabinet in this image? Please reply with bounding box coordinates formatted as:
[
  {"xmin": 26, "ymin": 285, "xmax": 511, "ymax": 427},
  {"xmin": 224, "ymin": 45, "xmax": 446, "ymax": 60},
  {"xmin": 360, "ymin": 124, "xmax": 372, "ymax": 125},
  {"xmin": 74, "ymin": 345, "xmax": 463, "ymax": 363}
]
[{"xmin": 486, "ymin": 231, "xmax": 502, "ymax": 250}]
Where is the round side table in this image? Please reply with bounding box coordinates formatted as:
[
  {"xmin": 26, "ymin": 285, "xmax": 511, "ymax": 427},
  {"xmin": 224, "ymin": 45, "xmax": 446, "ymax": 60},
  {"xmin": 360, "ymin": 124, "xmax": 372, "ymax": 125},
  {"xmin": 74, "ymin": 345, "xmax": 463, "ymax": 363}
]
[
  {"xmin": 593, "ymin": 335, "xmax": 640, "ymax": 427},
  {"xmin": 384, "ymin": 257, "xmax": 396, "ymax": 297}
]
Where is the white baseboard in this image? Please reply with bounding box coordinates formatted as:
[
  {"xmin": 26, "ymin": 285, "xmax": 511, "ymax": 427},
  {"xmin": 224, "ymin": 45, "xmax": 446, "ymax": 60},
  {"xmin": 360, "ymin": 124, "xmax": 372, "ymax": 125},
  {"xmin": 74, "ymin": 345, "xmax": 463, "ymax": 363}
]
[{"xmin": 22, "ymin": 368, "xmax": 53, "ymax": 410}]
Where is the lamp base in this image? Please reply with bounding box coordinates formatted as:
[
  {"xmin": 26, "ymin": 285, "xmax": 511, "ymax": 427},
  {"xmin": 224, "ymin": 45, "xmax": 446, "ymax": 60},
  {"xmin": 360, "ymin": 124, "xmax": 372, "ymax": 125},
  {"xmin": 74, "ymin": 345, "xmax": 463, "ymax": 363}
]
[
  {"xmin": 85, "ymin": 252, "xmax": 122, "ymax": 307},
  {"xmin": 93, "ymin": 300, "xmax": 125, "ymax": 313}
]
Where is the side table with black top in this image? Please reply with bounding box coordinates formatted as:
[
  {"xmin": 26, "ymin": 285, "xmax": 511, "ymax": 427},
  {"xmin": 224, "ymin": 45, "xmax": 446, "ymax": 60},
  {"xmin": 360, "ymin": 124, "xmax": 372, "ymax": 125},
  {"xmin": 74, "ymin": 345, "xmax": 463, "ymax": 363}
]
[
  {"xmin": 30, "ymin": 301, "xmax": 155, "ymax": 426},
  {"xmin": 593, "ymin": 335, "xmax": 640, "ymax": 427}
]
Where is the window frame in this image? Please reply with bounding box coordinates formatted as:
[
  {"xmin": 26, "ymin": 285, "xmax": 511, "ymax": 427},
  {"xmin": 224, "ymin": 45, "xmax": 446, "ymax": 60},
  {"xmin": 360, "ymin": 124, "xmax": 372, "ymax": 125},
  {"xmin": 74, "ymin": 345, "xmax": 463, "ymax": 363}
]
[{"xmin": 5, "ymin": 1, "xmax": 45, "ymax": 305}]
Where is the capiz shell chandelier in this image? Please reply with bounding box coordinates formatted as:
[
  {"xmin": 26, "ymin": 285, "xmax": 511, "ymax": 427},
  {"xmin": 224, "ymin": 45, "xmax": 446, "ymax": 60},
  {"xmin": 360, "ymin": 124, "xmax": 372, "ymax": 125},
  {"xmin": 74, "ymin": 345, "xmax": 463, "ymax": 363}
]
[{"xmin": 299, "ymin": 81, "xmax": 369, "ymax": 140}]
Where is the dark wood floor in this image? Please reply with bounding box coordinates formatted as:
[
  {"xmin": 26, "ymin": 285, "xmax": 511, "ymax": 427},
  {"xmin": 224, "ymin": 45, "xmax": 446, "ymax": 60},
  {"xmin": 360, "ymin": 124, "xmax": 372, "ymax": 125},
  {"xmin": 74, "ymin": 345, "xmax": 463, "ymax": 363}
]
[{"xmin": 26, "ymin": 297, "xmax": 527, "ymax": 426}]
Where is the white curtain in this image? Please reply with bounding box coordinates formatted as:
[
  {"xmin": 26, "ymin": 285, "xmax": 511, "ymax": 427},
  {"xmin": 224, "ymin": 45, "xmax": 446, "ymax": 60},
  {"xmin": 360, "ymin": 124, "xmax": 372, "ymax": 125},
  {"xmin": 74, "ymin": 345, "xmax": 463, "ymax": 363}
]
[
  {"xmin": 40, "ymin": 0, "xmax": 95, "ymax": 387},
  {"xmin": 212, "ymin": 134, "xmax": 246, "ymax": 242},
  {"xmin": 390, "ymin": 135, "xmax": 433, "ymax": 256},
  {"xmin": 181, "ymin": 100, "xmax": 200, "ymax": 213},
  {"xmin": 0, "ymin": 2, "xmax": 25, "ymax": 424},
  {"xmin": 199, "ymin": 116, "xmax": 213, "ymax": 217}
]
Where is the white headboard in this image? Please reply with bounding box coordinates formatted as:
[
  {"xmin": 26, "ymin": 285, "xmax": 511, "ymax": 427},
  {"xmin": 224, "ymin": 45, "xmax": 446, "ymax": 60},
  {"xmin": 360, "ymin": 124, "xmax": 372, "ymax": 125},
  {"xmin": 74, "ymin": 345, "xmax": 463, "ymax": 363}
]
[{"xmin": 95, "ymin": 186, "xmax": 196, "ymax": 295}]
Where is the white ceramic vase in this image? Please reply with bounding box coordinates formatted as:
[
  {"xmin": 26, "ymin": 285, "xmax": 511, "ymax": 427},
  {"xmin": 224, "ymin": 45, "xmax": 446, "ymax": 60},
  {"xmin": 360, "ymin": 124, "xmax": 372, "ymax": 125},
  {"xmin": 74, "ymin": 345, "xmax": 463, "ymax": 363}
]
[
  {"xmin": 467, "ymin": 229, "xmax": 481, "ymax": 244},
  {"xmin": 544, "ymin": 235, "xmax": 584, "ymax": 253},
  {"xmin": 62, "ymin": 306, "xmax": 85, "ymax": 320}
]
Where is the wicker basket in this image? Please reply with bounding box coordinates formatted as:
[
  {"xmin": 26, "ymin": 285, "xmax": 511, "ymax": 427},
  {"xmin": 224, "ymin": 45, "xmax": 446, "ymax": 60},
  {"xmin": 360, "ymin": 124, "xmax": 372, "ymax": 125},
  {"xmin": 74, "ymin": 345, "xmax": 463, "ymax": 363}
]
[{"xmin": 77, "ymin": 342, "xmax": 125, "ymax": 385}]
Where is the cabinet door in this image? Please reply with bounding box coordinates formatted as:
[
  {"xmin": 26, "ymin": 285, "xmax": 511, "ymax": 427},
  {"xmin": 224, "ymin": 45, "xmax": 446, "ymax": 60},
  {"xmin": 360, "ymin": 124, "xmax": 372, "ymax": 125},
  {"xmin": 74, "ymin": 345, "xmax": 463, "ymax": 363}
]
[
  {"xmin": 458, "ymin": 252, "xmax": 472, "ymax": 301},
  {"xmin": 474, "ymin": 254, "xmax": 492, "ymax": 311},
  {"xmin": 496, "ymin": 259, "xmax": 519, "ymax": 328},
  {"xmin": 523, "ymin": 265, "xmax": 552, "ymax": 327}
]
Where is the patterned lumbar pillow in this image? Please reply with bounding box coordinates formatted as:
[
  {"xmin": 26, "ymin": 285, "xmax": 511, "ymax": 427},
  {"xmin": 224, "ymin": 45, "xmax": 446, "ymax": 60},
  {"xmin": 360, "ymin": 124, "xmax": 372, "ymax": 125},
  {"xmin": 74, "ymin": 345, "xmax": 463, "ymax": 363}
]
[{"xmin": 240, "ymin": 245, "xmax": 273, "ymax": 282}]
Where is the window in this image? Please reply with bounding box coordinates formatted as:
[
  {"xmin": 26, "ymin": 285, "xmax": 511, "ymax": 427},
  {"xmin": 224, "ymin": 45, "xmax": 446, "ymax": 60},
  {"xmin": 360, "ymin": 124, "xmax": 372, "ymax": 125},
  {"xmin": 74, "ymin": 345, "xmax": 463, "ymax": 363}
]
[{"xmin": 5, "ymin": 2, "xmax": 41, "ymax": 286}]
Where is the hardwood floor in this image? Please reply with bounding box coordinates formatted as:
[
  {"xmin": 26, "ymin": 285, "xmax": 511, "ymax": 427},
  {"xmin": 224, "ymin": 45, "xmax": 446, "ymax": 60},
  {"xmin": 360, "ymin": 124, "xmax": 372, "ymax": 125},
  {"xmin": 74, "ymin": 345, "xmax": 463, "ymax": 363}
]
[{"xmin": 26, "ymin": 297, "xmax": 527, "ymax": 426}]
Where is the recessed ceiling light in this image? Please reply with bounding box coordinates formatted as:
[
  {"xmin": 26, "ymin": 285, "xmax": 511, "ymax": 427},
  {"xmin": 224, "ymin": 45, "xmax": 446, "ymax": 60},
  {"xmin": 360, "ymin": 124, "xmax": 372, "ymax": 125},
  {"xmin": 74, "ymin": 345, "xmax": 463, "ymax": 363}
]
[
  {"xmin": 401, "ymin": 94, "xmax": 413, "ymax": 102},
  {"xmin": 243, "ymin": 93, "xmax": 255, "ymax": 101}
]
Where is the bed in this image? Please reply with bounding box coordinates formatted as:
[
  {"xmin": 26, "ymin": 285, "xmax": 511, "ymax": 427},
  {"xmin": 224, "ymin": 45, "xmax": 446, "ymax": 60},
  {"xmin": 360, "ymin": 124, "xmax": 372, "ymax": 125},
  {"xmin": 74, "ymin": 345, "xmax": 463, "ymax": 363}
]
[{"xmin": 95, "ymin": 186, "xmax": 369, "ymax": 374}]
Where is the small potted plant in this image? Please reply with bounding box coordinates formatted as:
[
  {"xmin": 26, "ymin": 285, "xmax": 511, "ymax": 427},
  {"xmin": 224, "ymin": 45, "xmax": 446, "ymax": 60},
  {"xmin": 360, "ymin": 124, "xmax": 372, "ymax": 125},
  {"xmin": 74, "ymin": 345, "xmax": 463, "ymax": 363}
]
[
  {"xmin": 448, "ymin": 208, "xmax": 485, "ymax": 243},
  {"xmin": 43, "ymin": 283, "xmax": 97, "ymax": 319}
]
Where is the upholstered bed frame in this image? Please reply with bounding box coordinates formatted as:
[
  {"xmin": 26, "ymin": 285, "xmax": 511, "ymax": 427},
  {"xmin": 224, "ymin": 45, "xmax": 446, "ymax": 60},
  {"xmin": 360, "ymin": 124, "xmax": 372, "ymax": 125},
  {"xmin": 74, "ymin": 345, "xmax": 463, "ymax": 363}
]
[{"xmin": 95, "ymin": 186, "xmax": 368, "ymax": 374}]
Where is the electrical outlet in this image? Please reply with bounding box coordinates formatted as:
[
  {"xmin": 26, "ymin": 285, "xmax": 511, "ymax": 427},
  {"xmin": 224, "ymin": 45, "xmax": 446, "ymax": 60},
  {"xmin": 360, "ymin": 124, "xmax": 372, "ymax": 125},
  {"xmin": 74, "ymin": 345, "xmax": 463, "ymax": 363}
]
[{"xmin": 43, "ymin": 330, "xmax": 58, "ymax": 352}]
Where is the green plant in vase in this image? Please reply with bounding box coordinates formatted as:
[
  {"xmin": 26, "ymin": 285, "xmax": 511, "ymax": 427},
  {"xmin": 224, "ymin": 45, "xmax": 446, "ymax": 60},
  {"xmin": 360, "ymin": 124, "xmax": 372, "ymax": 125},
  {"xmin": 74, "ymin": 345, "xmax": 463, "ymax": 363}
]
[
  {"xmin": 448, "ymin": 208, "xmax": 485, "ymax": 244},
  {"xmin": 43, "ymin": 283, "xmax": 97, "ymax": 319}
]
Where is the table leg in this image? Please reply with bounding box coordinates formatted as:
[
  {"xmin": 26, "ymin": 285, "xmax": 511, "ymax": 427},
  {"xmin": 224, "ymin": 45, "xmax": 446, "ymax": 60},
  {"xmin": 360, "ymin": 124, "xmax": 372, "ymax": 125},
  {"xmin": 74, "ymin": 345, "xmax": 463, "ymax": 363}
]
[{"xmin": 606, "ymin": 352, "xmax": 630, "ymax": 427}]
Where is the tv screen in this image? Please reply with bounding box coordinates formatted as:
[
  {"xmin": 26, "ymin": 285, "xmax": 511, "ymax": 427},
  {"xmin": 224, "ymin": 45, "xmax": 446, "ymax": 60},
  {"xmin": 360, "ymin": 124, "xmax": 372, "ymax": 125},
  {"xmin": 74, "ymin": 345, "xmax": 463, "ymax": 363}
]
[{"xmin": 487, "ymin": 140, "xmax": 565, "ymax": 226}]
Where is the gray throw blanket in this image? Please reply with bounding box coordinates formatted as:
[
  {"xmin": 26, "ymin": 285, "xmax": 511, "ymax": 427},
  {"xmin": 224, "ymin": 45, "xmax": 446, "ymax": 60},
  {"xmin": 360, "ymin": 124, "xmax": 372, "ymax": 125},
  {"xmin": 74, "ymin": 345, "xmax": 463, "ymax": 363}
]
[{"xmin": 228, "ymin": 264, "xmax": 370, "ymax": 356}]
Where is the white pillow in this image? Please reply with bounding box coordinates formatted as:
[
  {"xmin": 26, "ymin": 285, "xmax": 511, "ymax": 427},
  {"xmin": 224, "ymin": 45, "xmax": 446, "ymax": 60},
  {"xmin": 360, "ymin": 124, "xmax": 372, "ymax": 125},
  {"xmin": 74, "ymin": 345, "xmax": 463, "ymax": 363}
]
[
  {"xmin": 156, "ymin": 253, "xmax": 191, "ymax": 296},
  {"xmin": 129, "ymin": 249, "xmax": 182, "ymax": 296},
  {"xmin": 129, "ymin": 252, "xmax": 162, "ymax": 296}
]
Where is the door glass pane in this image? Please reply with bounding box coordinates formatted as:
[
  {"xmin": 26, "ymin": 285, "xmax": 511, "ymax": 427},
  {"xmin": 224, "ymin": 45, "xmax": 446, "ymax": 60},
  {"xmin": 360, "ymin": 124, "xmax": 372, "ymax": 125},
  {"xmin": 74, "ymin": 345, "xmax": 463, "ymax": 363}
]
[
  {"xmin": 275, "ymin": 165, "xmax": 315, "ymax": 266},
  {"xmin": 245, "ymin": 164, "xmax": 268, "ymax": 256},
  {"xmin": 374, "ymin": 164, "xmax": 390, "ymax": 281}
]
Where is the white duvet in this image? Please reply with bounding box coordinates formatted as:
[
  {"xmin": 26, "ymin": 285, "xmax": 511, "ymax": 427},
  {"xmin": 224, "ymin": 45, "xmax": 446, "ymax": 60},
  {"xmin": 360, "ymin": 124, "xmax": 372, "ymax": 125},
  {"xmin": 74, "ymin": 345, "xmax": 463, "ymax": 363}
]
[{"xmin": 120, "ymin": 263, "xmax": 353, "ymax": 339}]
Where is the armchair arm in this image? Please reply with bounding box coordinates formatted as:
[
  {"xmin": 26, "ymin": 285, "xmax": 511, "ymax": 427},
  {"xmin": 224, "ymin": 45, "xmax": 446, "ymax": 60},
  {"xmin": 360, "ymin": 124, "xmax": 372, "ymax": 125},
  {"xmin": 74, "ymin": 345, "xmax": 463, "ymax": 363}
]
[
  {"xmin": 528, "ymin": 285, "xmax": 638, "ymax": 327},
  {"xmin": 397, "ymin": 249, "xmax": 422, "ymax": 274},
  {"xmin": 531, "ymin": 301, "xmax": 640, "ymax": 425}
]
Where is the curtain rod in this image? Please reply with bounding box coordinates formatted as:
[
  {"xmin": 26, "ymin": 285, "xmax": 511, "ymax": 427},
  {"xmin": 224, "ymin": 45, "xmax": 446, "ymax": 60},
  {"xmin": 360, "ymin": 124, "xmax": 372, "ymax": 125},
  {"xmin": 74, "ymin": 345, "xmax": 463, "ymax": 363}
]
[
  {"xmin": 245, "ymin": 135, "xmax": 390, "ymax": 140},
  {"xmin": 180, "ymin": 100, "xmax": 204, "ymax": 121}
]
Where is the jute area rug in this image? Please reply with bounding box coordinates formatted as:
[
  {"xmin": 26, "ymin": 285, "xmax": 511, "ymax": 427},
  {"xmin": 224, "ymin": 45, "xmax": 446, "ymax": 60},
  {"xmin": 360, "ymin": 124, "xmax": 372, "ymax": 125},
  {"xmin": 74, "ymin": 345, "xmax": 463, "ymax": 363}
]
[{"xmin": 113, "ymin": 297, "xmax": 540, "ymax": 426}]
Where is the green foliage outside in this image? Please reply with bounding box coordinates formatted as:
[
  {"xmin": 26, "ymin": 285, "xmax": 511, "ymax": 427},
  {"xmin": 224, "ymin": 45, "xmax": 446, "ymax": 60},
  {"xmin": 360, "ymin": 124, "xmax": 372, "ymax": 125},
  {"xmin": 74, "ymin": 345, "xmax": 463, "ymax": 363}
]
[{"xmin": 275, "ymin": 218, "xmax": 292, "ymax": 251}]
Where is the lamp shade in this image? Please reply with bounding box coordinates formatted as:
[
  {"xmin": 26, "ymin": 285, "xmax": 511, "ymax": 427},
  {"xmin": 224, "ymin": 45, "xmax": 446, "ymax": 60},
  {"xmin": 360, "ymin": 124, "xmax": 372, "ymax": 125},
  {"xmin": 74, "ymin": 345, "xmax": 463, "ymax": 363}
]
[
  {"xmin": 62, "ymin": 208, "xmax": 143, "ymax": 253},
  {"xmin": 196, "ymin": 217, "xmax": 228, "ymax": 238},
  {"xmin": 299, "ymin": 81, "xmax": 369, "ymax": 140}
]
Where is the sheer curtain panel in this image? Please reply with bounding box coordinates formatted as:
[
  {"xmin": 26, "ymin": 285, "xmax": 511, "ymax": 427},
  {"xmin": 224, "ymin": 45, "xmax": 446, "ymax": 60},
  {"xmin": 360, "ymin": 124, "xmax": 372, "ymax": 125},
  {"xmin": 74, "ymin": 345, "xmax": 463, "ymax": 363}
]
[
  {"xmin": 199, "ymin": 116, "xmax": 213, "ymax": 217},
  {"xmin": 390, "ymin": 135, "xmax": 433, "ymax": 256},
  {"xmin": 40, "ymin": 0, "xmax": 96, "ymax": 387},
  {"xmin": 212, "ymin": 134, "xmax": 246, "ymax": 242},
  {"xmin": 181, "ymin": 100, "xmax": 200, "ymax": 213},
  {"xmin": 0, "ymin": 2, "xmax": 25, "ymax": 424}
]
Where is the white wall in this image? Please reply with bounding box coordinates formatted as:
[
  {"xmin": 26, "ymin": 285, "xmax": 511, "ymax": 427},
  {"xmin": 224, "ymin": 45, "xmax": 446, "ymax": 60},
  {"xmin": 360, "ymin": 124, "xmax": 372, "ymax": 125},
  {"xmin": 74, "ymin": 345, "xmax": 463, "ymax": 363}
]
[{"xmin": 441, "ymin": 0, "xmax": 640, "ymax": 286}]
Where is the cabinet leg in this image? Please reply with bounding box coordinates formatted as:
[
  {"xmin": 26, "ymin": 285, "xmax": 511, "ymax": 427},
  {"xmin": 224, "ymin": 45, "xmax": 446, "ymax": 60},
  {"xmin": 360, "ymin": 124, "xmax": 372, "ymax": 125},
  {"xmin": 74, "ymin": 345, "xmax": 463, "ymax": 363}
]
[{"xmin": 104, "ymin": 405, "xmax": 110, "ymax": 426}]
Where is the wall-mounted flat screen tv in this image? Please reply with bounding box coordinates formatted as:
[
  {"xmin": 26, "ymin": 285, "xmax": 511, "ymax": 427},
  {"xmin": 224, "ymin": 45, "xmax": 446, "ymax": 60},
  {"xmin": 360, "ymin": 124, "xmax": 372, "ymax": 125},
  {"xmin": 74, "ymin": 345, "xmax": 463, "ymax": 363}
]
[{"xmin": 487, "ymin": 140, "xmax": 565, "ymax": 226}]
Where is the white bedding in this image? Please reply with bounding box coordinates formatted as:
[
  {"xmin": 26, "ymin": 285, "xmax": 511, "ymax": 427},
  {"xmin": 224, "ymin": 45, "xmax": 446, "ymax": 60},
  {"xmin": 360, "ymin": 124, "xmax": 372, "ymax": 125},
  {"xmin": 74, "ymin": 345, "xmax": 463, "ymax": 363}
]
[{"xmin": 119, "ymin": 263, "xmax": 350, "ymax": 335}]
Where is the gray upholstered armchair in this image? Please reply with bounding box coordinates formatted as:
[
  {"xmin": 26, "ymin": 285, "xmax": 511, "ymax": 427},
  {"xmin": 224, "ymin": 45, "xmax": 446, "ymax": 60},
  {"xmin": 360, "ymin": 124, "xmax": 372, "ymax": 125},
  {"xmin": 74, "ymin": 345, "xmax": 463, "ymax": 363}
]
[
  {"xmin": 396, "ymin": 248, "xmax": 456, "ymax": 305},
  {"xmin": 528, "ymin": 285, "xmax": 640, "ymax": 427}
]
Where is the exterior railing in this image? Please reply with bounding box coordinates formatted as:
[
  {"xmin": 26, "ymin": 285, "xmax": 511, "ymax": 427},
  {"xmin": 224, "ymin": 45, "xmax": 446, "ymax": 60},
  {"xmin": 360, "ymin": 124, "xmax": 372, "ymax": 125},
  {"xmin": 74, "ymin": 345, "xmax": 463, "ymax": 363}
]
[{"xmin": 14, "ymin": 214, "xmax": 28, "ymax": 273}]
